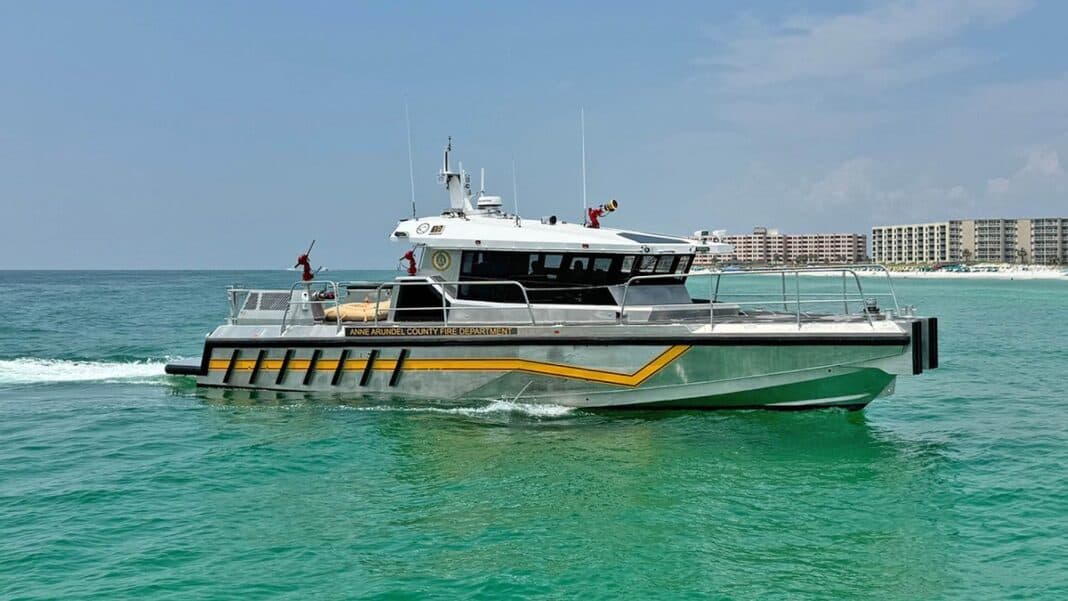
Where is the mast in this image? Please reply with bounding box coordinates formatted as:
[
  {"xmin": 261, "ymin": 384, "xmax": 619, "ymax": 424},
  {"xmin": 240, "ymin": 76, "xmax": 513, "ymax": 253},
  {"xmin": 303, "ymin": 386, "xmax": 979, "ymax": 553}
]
[{"xmin": 439, "ymin": 138, "xmax": 471, "ymax": 212}]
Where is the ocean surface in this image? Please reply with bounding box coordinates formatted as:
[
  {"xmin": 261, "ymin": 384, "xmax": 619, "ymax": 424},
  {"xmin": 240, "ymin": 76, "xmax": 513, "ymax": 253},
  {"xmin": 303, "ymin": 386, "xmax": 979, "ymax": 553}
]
[{"xmin": 1, "ymin": 270, "xmax": 1066, "ymax": 599}]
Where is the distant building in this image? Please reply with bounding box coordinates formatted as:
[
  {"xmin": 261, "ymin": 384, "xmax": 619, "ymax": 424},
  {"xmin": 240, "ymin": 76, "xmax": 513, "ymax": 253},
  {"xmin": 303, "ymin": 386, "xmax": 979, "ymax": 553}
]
[
  {"xmin": 871, "ymin": 218, "xmax": 1068, "ymax": 264},
  {"xmin": 691, "ymin": 227, "xmax": 868, "ymax": 266}
]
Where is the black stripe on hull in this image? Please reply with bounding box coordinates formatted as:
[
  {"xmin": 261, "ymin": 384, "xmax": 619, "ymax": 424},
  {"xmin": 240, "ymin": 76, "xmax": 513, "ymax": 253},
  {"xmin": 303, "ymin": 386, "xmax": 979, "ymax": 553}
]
[
  {"xmin": 275, "ymin": 349, "xmax": 293, "ymax": 385},
  {"xmin": 222, "ymin": 349, "xmax": 239, "ymax": 384},
  {"xmin": 303, "ymin": 349, "xmax": 321, "ymax": 386},
  {"xmin": 332, "ymin": 350, "xmax": 349, "ymax": 386},
  {"xmin": 359, "ymin": 350, "xmax": 378, "ymax": 386},
  {"xmin": 389, "ymin": 349, "xmax": 408, "ymax": 387},
  {"xmin": 250, "ymin": 350, "xmax": 266, "ymax": 385}
]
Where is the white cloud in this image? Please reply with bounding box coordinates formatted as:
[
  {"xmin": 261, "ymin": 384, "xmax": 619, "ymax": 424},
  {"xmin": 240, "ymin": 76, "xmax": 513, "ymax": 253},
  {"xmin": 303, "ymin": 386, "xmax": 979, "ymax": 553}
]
[
  {"xmin": 986, "ymin": 146, "xmax": 1064, "ymax": 197},
  {"xmin": 799, "ymin": 157, "xmax": 978, "ymax": 224},
  {"xmin": 986, "ymin": 177, "xmax": 1011, "ymax": 196},
  {"xmin": 1020, "ymin": 147, "xmax": 1063, "ymax": 177},
  {"xmin": 699, "ymin": 0, "xmax": 1030, "ymax": 89},
  {"xmin": 803, "ymin": 158, "xmax": 879, "ymax": 207},
  {"xmin": 680, "ymin": 1, "xmax": 1068, "ymax": 228}
]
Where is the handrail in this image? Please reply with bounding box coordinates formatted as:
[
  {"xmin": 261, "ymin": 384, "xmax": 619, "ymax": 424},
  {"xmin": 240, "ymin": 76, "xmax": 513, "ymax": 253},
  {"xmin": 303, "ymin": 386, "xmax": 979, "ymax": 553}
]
[
  {"xmin": 619, "ymin": 264, "xmax": 899, "ymax": 329},
  {"xmin": 279, "ymin": 280, "xmax": 342, "ymax": 333},
  {"xmin": 230, "ymin": 264, "xmax": 903, "ymax": 331},
  {"xmin": 370, "ymin": 277, "xmax": 537, "ymax": 326}
]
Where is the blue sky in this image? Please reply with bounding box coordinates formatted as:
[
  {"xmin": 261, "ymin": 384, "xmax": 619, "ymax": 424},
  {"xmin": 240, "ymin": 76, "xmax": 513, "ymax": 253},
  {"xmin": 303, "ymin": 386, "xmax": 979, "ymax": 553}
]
[{"xmin": 2, "ymin": 0, "xmax": 1066, "ymax": 268}]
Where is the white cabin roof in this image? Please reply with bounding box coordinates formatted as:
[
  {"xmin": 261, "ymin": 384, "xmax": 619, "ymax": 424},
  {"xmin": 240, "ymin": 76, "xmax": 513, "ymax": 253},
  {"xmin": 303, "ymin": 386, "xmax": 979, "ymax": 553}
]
[
  {"xmin": 391, "ymin": 212, "xmax": 716, "ymax": 254},
  {"xmin": 389, "ymin": 142, "xmax": 732, "ymax": 255}
]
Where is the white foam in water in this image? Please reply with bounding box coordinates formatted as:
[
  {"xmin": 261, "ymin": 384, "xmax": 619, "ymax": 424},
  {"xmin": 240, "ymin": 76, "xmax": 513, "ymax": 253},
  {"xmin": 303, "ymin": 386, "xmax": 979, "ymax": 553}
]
[
  {"xmin": 453, "ymin": 399, "xmax": 575, "ymax": 417},
  {"xmin": 0, "ymin": 358, "xmax": 168, "ymax": 385},
  {"xmin": 351, "ymin": 399, "xmax": 576, "ymax": 418}
]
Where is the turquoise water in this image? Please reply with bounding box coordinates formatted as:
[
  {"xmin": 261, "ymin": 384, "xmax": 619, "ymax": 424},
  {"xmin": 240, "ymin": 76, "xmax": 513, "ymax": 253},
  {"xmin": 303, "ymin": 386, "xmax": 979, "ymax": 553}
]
[{"xmin": 1, "ymin": 270, "xmax": 1066, "ymax": 599}]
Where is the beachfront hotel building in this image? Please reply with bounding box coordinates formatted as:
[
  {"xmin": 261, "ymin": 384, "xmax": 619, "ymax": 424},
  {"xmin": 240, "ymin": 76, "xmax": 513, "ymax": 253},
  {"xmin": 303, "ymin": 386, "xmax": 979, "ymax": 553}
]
[
  {"xmin": 691, "ymin": 227, "xmax": 868, "ymax": 266},
  {"xmin": 871, "ymin": 218, "xmax": 1068, "ymax": 264}
]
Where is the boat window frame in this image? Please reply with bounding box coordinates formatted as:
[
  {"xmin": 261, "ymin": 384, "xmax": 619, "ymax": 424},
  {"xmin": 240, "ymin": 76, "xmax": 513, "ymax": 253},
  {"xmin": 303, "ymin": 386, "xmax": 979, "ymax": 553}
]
[
  {"xmin": 456, "ymin": 250, "xmax": 693, "ymax": 304},
  {"xmin": 655, "ymin": 255, "xmax": 676, "ymax": 273}
]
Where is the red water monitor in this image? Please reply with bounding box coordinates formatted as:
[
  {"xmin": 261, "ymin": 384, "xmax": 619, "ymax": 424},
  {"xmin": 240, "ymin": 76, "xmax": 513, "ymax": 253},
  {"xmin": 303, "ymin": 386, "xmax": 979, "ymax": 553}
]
[{"xmin": 586, "ymin": 199, "xmax": 618, "ymax": 229}]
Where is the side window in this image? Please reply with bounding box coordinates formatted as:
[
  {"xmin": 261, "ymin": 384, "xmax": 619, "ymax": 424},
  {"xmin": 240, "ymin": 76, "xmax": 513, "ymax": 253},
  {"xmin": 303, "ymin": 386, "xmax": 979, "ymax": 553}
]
[
  {"xmin": 461, "ymin": 251, "xmax": 476, "ymax": 275},
  {"xmin": 620, "ymin": 255, "xmax": 635, "ymax": 273},
  {"xmin": 570, "ymin": 256, "xmax": 589, "ymax": 272},
  {"xmin": 676, "ymin": 255, "xmax": 691, "ymax": 273},
  {"xmin": 655, "ymin": 255, "xmax": 675, "ymax": 273},
  {"xmin": 527, "ymin": 253, "xmax": 540, "ymax": 275},
  {"xmin": 639, "ymin": 255, "xmax": 657, "ymax": 273},
  {"xmin": 592, "ymin": 257, "xmax": 612, "ymax": 273},
  {"xmin": 543, "ymin": 254, "xmax": 563, "ymax": 280}
]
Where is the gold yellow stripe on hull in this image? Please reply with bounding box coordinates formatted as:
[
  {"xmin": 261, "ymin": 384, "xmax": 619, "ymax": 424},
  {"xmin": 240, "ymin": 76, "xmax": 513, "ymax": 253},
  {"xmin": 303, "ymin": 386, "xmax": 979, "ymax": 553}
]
[{"xmin": 207, "ymin": 345, "xmax": 690, "ymax": 387}]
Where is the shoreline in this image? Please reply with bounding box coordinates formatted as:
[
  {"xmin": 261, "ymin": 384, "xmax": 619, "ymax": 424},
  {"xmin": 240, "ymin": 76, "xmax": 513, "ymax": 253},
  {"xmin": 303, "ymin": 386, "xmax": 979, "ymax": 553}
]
[{"xmin": 693, "ymin": 266, "xmax": 1067, "ymax": 280}]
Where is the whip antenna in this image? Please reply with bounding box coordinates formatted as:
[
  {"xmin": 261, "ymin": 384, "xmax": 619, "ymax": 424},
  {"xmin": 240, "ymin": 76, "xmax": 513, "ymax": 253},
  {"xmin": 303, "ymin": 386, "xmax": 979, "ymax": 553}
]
[
  {"xmin": 581, "ymin": 107, "xmax": 588, "ymax": 221},
  {"xmin": 512, "ymin": 156, "xmax": 519, "ymax": 216},
  {"xmin": 405, "ymin": 101, "xmax": 416, "ymax": 218}
]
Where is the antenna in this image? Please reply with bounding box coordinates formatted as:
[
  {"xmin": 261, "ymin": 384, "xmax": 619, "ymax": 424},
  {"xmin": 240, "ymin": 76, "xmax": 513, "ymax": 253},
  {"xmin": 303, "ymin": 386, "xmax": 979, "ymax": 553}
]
[
  {"xmin": 512, "ymin": 156, "xmax": 519, "ymax": 215},
  {"xmin": 405, "ymin": 101, "xmax": 416, "ymax": 218},
  {"xmin": 581, "ymin": 107, "xmax": 588, "ymax": 221},
  {"xmin": 480, "ymin": 167, "xmax": 485, "ymax": 195}
]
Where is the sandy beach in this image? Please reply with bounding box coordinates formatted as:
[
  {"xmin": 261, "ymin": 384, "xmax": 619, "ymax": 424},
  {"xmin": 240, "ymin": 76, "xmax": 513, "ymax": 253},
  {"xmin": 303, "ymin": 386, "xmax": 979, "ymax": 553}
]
[{"xmin": 696, "ymin": 265, "xmax": 1068, "ymax": 280}]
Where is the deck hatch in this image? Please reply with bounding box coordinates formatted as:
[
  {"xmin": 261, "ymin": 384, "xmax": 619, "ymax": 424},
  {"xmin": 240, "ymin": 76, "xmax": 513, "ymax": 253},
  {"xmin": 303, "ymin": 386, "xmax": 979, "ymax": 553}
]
[
  {"xmin": 304, "ymin": 349, "xmax": 321, "ymax": 385},
  {"xmin": 276, "ymin": 349, "xmax": 293, "ymax": 385}
]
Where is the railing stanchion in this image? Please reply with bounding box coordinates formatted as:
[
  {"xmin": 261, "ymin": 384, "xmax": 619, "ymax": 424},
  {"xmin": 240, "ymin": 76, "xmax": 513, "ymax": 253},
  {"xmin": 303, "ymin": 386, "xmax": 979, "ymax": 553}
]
[
  {"xmin": 518, "ymin": 284, "xmax": 536, "ymax": 325},
  {"xmin": 708, "ymin": 274, "xmax": 714, "ymax": 324},
  {"xmin": 842, "ymin": 271, "xmax": 848, "ymax": 314},
  {"xmin": 881, "ymin": 265, "xmax": 901, "ymax": 313},
  {"xmin": 374, "ymin": 285, "xmax": 383, "ymax": 325},
  {"xmin": 794, "ymin": 271, "xmax": 802, "ymax": 328},
  {"xmin": 442, "ymin": 283, "xmax": 448, "ymax": 326},
  {"xmin": 334, "ymin": 282, "xmax": 342, "ymax": 332},
  {"xmin": 850, "ymin": 270, "xmax": 874, "ymax": 327},
  {"xmin": 782, "ymin": 272, "xmax": 788, "ymax": 312}
]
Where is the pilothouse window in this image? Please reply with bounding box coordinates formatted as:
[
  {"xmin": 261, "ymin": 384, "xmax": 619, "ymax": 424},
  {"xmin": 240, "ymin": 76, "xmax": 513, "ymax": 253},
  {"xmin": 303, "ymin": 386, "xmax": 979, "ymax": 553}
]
[
  {"xmin": 569, "ymin": 256, "xmax": 589, "ymax": 272},
  {"xmin": 457, "ymin": 250, "xmax": 687, "ymax": 304},
  {"xmin": 677, "ymin": 256, "xmax": 691, "ymax": 273},
  {"xmin": 639, "ymin": 255, "xmax": 657, "ymax": 273},
  {"xmin": 655, "ymin": 255, "xmax": 675, "ymax": 273}
]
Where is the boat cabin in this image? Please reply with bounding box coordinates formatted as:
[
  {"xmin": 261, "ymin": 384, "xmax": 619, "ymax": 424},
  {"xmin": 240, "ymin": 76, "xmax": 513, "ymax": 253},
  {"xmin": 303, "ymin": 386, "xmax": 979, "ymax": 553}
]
[{"xmin": 376, "ymin": 143, "xmax": 732, "ymax": 323}]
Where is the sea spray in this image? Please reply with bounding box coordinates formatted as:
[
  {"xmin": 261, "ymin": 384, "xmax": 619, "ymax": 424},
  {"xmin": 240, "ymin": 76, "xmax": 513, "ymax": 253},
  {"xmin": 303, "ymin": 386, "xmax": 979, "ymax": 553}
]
[{"xmin": 0, "ymin": 358, "xmax": 169, "ymax": 385}]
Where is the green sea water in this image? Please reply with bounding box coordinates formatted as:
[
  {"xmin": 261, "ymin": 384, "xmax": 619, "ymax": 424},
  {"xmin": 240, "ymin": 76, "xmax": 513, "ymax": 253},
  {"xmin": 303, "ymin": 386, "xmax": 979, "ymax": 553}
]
[{"xmin": 1, "ymin": 270, "xmax": 1066, "ymax": 599}]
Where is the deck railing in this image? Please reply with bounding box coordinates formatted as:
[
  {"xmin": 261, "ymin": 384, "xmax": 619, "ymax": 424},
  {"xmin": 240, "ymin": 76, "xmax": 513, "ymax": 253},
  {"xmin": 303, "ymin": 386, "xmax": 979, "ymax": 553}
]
[{"xmin": 231, "ymin": 264, "xmax": 904, "ymax": 331}]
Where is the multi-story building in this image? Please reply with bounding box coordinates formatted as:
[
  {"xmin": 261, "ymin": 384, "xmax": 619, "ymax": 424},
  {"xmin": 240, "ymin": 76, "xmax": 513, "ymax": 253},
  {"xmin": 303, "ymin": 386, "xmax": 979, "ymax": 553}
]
[
  {"xmin": 871, "ymin": 218, "xmax": 1068, "ymax": 264},
  {"xmin": 691, "ymin": 227, "xmax": 868, "ymax": 265}
]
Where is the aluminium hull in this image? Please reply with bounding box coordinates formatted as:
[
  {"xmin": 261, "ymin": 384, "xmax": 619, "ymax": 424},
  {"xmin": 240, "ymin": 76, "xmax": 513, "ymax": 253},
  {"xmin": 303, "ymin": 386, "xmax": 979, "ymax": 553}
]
[{"xmin": 166, "ymin": 321, "xmax": 936, "ymax": 410}]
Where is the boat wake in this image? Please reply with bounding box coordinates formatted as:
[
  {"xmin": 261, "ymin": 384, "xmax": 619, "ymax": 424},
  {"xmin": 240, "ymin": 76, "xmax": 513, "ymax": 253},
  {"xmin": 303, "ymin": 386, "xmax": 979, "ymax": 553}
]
[
  {"xmin": 0, "ymin": 358, "xmax": 170, "ymax": 385},
  {"xmin": 350, "ymin": 399, "xmax": 576, "ymax": 418}
]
